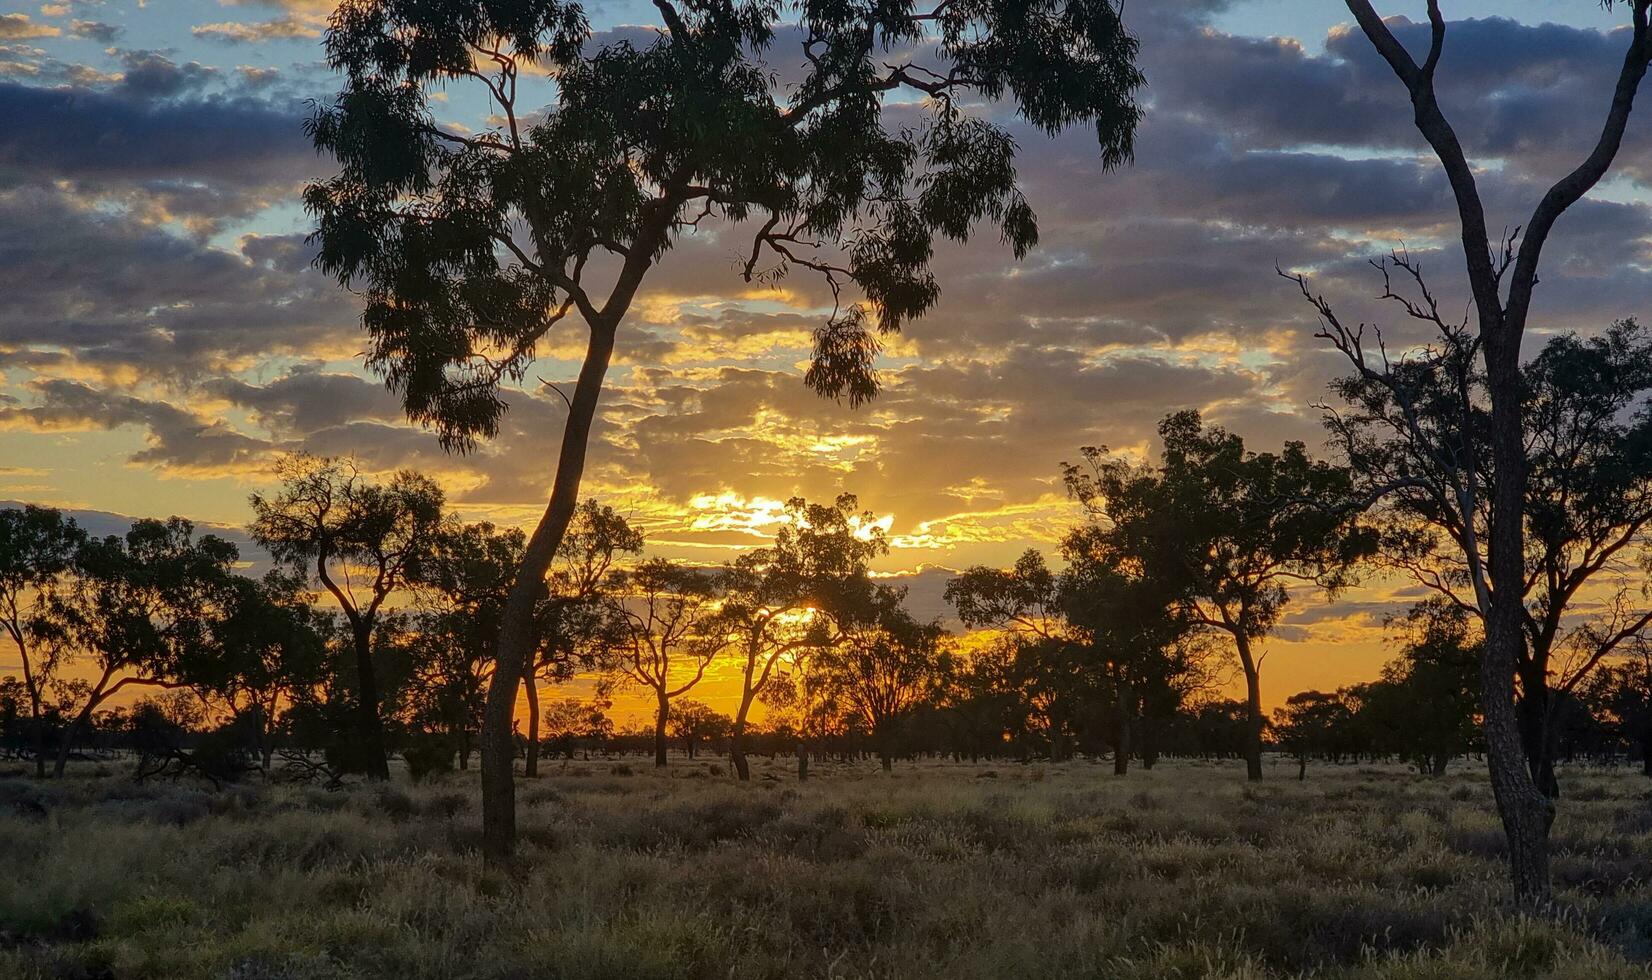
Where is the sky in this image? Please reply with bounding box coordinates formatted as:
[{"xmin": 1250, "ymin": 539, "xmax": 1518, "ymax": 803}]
[{"xmin": 3, "ymin": 0, "xmax": 1652, "ymax": 718}]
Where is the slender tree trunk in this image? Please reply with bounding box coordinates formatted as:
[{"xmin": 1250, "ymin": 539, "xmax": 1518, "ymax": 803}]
[
  {"xmin": 481, "ymin": 320, "xmax": 619, "ymax": 865},
  {"xmin": 17, "ymin": 635, "xmax": 46, "ymax": 779},
  {"xmin": 731, "ymin": 688, "xmax": 755, "ymax": 781},
  {"xmin": 523, "ymin": 670, "xmax": 540, "ymax": 778},
  {"xmin": 1113, "ymin": 683, "xmax": 1132, "ymax": 777},
  {"xmin": 796, "ymin": 740, "xmax": 808, "ymax": 781},
  {"xmin": 1235, "ymin": 635, "xmax": 1264, "ymax": 781},
  {"xmin": 1483, "ymin": 333, "xmax": 1556, "ymax": 907},
  {"xmin": 654, "ymin": 691, "xmax": 669, "ymax": 768}
]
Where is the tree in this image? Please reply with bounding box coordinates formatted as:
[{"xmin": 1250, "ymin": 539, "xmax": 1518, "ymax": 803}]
[
  {"xmin": 33, "ymin": 518, "xmax": 241, "ymax": 777},
  {"xmin": 1287, "ymin": 0, "xmax": 1652, "ymax": 906},
  {"xmin": 603, "ymin": 558, "xmax": 722, "ymax": 767},
  {"xmin": 1065, "ymin": 412, "xmax": 1373, "ymax": 781},
  {"xmin": 1582, "ymin": 641, "xmax": 1652, "ymax": 775},
  {"xmin": 249, "ymin": 454, "xmax": 445, "ymax": 780},
  {"xmin": 714, "ymin": 494, "xmax": 884, "ymax": 780},
  {"xmin": 1367, "ymin": 602, "xmax": 1482, "ymax": 777},
  {"xmin": 667, "ymin": 699, "xmax": 730, "ymax": 760},
  {"xmin": 947, "ymin": 546, "xmax": 1201, "ymax": 771},
  {"xmin": 1307, "ymin": 310, "xmax": 1652, "ymax": 802},
  {"xmin": 1272, "ymin": 690, "xmax": 1354, "ymax": 780},
  {"xmin": 540, "ymin": 696, "xmax": 613, "ymax": 760},
  {"xmin": 405, "ymin": 519, "xmax": 527, "ymax": 770},
  {"xmin": 308, "ymin": 0, "xmax": 1144, "ymax": 862},
  {"xmin": 814, "ymin": 585, "xmax": 950, "ymax": 771},
  {"xmin": 0, "ymin": 505, "xmax": 84, "ymax": 777},
  {"xmin": 199, "ymin": 571, "xmax": 331, "ymax": 773}
]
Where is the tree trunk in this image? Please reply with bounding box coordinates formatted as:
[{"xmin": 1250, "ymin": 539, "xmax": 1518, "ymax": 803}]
[
  {"xmin": 1297, "ymin": 753, "xmax": 1306, "ymax": 781},
  {"xmin": 796, "ymin": 740, "xmax": 808, "ymax": 781},
  {"xmin": 481, "ymin": 319, "xmax": 619, "ymax": 866},
  {"xmin": 1516, "ymin": 662, "xmax": 1560, "ymax": 798},
  {"xmin": 350, "ymin": 622, "xmax": 391, "ymax": 781},
  {"xmin": 731, "ymin": 691, "xmax": 754, "ymax": 781},
  {"xmin": 1236, "ymin": 635, "xmax": 1264, "ymax": 781},
  {"xmin": 1483, "ymin": 332, "xmax": 1556, "ymax": 908},
  {"xmin": 55, "ymin": 690, "xmax": 102, "ymax": 778},
  {"xmin": 1113, "ymin": 684, "xmax": 1132, "ymax": 777},
  {"xmin": 523, "ymin": 670, "xmax": 540, "ymax": 778},
  {"xmin": 14, "ymin": 631, "xmax": 46, "ymax": 779},
  {"xmin": 654, "ymin": 692, "xmax": 669, "ymax": 768}
]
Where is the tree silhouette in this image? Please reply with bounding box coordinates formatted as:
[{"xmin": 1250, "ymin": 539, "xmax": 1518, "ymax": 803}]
[
  {"xmin": 813, "ymin": 584, "xmax": 950, "ymax": 772},
  {"xmin": 714, "ymin": 495, "xmax": 883, "ymax": 780},
  {"xmin": 307, "ymin": 0, "xmax": 1143, "ymax": 862},
  {"xmin": 1065, "ymin": 411, "xmax": 1373, "ymax": 780},
  {"xmin": 1295, "ymin": 0, "xmax": 1652, "ymax": 905},
  {"xmin": 603, "ymin": 558, "xmax": 723, "ymax": 768},
  {"xmin": 667, "ymin": 699, "xmax": 730, "ymax": 760},
  {"xmin": 200, "ymin": 571, "xmax": 330, "ymax": 773},
  {"xmin": 0, "ymin": 505, "xmax": 83, "ymax": 777},
  {"xmin": 33, "ymin": 518, "xmax": 240, "ymax": 777},
  {"xmin": 249, "ymin": 455, "xmax": 445, "ymax": 780}
]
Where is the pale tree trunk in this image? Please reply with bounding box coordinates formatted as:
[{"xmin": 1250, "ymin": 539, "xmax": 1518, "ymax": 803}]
[{"xmin": 1483, "ymin": 333, "xmax": 1556, "ymax": 905}]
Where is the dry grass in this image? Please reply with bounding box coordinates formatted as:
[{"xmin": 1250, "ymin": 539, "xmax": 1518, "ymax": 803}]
[{"xmin": 2, "ymin": 755, "xmax": 1651, "ymax": 979}]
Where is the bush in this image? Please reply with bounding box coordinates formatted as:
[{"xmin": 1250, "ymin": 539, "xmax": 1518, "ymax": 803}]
[{"xmin": 402, "ymin": 737, "xmax": 455, "ymax": 784}]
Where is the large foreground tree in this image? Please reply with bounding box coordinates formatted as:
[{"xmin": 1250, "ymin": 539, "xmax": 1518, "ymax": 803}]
[
  {"xmin": 1284, "ymin": 0, "xmax": 1652, "ymax": 904},
  {"xmin": 308, "ymin": 0, "xmax": 1144, "ymax": 860}
]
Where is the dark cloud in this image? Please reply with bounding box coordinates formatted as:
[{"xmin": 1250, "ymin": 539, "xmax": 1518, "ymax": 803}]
[
  {"xmin": 68, "ymin": 20, "xmax": 121, "ymax": 43},
  {"xmin": 0, "ymin": 379, "xmax": 271, "ymax": 472},
  {"xmin": 0, "ymin": 75, "xmax": 309, "ymax": 186}
]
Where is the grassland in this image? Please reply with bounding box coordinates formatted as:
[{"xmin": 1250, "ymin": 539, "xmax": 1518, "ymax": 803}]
[{"xmin": 2, "ymin": 755, "xmax": 1651, "ymax": 979}]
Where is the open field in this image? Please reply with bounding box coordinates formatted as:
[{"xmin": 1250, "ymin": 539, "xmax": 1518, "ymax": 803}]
[{"xmin": 3, "ymin": 757, "xmax": 1652, "ymax": 980}]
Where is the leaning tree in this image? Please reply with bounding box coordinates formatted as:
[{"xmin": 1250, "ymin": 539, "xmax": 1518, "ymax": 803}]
[
  {"xmin": 308, "ymin": 0, "xmax": 1144, "ymax": 860},
  {"xmin": 1281, "ymin": 1, "xmax": 1652, "ymax": 904}
]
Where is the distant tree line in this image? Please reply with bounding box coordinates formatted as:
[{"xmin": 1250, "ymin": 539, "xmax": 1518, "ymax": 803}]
[{"xmin": 9, "ymin": 318, "xmax": 1652, "ymax": 788}]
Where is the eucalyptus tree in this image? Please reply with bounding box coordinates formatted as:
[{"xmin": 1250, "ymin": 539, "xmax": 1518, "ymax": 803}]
[
  {"xmin": 308, "ymin": 0, "xmax": 1143, "ymax": 860},
  {"xmin": 813, "ymin": 584, "xmax": 950, "ymax": 771},
  {"xmin": 1065, "ymin": 411, "xmax": 1374, "ymax": 781},
  {"xmin": 249, "ymin": 455, "xmax": 446, "ymax": 780},
  {"xmin": 33, "ymin": 518, "xmax": 242, "ymax": 777},
  {"xmin": 714, "ymin": 494, "xmax": 884, "ymax": 780},
  {"xmin": 1280, "ymin": 0, "xmax": 1652, "ymax": 905},
  {"xmin": 946, "ymin": 546, "xmax": 1197, "ymax": 771},
  {"xmin": 1306, "ymin": 316, "xmax": 1652, "ymax": 800},
  {"xmin": 603, "ymin": 558, "xmax": 722, "ymax": 767},
  {"xmin": 203, "ymin": 571, "xmax": 331, "ymax": 772},
  {"xmin": 0, "ymin": 506, "xmax": 83, "ymax": 776}
]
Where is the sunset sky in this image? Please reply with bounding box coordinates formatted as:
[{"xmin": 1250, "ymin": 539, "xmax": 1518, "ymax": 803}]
[{"xmin": 2, "ymin": 0, "xmax": 1649, "ymax": 717}]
